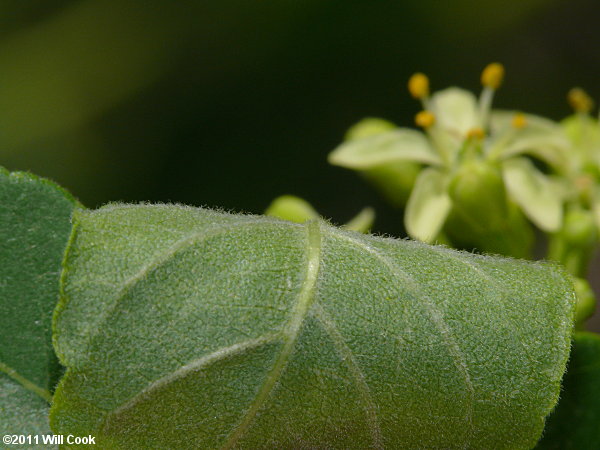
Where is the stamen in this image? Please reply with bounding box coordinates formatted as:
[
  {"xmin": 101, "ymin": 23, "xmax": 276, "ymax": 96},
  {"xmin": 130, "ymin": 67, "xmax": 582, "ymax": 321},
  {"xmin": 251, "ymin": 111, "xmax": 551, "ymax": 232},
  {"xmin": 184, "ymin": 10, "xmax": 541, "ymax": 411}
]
[
  {"xmin": 408, "ymin": 73, "xmax": 430, "ymax": 99},
  {"xmin": 511, "ymin": 113, "xmax": 527, "ymax": 129},
  {"xmin": 568, "ymin": 87, "xmax": 594, "ymax": 114},
  {"xmin": 481, "ymin": 63, "xmax": 505, "ymax": 90},
  {"xmin": 414, "ymin": 110, "xmax": 435, "ymax": 128},
  {"xmin": 466, "ymin": 127, "xmax": 485, "ymax": 140}
]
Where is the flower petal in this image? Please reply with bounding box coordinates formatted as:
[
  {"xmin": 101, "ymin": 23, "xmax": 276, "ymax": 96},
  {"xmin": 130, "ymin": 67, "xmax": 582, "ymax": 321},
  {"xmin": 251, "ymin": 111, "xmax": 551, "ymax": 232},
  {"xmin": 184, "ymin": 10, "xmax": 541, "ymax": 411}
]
[
  {"xmin": 405, "ymin": 168, "xmax": 452, "ymax": 242},
  {"xmin": 490, "ymin": 111, "xmax": 571, "ymax": 171},
  {"xmin": 328, "ymin": 128, "xmax": 441, "ymax": 169},
  {"xmin": 502, "ymin": 157, "xmax": 564, "ymax": 232},
  {"xmin": 490, "ymin": 110, "xmax": 558, "ymax": 133},
  {"xmin": 344, "ymin": 117, "xmax": 396, "ymax": 140},
  {"xmin": 429, "ymin": 87, "xmax": 479, "ymax": 137},
  {"xmin": 562, "ymin": 114, "xmax": 600, "ymax": 170}
]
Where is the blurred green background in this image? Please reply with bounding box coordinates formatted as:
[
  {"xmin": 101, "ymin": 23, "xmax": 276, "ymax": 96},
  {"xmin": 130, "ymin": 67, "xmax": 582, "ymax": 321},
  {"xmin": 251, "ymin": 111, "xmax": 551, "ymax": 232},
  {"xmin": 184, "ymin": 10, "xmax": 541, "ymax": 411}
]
[{"xmin": 2, "ymin": 0, "xmax": 600, "ymax": 329}]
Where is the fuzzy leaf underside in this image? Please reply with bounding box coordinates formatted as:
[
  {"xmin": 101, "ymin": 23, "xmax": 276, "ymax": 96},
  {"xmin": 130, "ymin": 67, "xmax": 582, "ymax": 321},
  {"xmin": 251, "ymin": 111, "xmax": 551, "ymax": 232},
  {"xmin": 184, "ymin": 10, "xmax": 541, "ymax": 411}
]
[{"xmin": 51, "ymin": 204, "xmax": 575, "ymax": 449}]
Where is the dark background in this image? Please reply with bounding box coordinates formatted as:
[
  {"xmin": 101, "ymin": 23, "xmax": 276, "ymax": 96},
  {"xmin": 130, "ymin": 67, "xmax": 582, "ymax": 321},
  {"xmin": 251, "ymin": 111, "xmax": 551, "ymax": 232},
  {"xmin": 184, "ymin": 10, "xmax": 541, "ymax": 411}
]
[{"xmin": 2, "ymin": 0, "xmax": 599, "ymax": 330}]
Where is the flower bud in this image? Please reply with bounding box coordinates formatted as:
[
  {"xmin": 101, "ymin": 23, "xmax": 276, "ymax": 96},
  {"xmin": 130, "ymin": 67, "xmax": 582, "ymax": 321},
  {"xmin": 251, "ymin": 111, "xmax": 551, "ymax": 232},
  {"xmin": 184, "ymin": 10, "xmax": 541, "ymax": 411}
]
[
  {"xmin": 573, "ymin": 277, "xmax": 596, "ymax": 326},
  {"xmin": 448, "ymin": 160, "xmax": 508, "ymax": 228},
  {"xmin": 561, "ymin": 208, "xmax": 597, "ymax": 248}
]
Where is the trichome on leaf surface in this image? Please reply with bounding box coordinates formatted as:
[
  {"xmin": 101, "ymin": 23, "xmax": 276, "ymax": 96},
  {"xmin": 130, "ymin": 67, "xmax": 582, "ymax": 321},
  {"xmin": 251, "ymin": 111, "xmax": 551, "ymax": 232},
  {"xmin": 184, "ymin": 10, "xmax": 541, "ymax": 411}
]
[{"xmin": 2, "ymin": 63, "xmax": 600, "ymax": 449}]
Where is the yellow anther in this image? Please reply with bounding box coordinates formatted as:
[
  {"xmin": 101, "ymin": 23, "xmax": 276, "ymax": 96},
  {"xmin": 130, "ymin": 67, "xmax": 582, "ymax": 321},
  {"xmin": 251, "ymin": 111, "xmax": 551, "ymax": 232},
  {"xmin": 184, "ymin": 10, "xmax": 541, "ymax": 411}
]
[
  {"xmin": 481, "ymin": 63, "xmax": 505, "ymax": 90},
  {"xmin": 568, "ymin": 87, "xmax": 594, "ymax": 113},
  {"xmin": 408, "ymin": 73, "xmax": 430, "ymax": 99},
  {"xmin": 511, "ymin": 113, "xmax": 527, "ymax": 129},
  {"xmin": 466, "ymin": 127, "xmax": 485, "ymax": 140},
  {"xmin": 414, "ymin": 110, "xmax": 435, "ymax": 128}
]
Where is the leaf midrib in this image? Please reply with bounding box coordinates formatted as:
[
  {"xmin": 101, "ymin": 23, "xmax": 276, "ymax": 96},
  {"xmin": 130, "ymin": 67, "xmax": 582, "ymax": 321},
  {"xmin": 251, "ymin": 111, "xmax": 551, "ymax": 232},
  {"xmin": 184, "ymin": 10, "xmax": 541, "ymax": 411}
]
[{"xmin": 221, "ymin": 219, "xmax": 322, "ymax": 449}]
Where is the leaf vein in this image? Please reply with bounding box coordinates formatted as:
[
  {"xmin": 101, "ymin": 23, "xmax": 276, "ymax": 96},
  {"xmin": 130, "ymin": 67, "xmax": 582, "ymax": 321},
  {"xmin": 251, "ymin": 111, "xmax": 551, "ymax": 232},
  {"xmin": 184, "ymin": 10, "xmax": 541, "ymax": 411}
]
[
  {"xmin": 333, "ymin": 232, "xmax": 475, "ymax": 444},
  {"xmin": 312, "ymin": 303, "xmax": 383, "ymax": 449},
  {"xmin": 221, "ymin": 220, "xmax": 322, "ymax": 449},
  {"xmin": 0, "ymin": 361, "xmax": 51, "ymax": 402},
  {"xmin": 68, "ymin": 219, "xmax": 270, "ymax": 366},
  {"xmin": 103, "ymin": 333, "xmax": 282, "ymax": 423}
]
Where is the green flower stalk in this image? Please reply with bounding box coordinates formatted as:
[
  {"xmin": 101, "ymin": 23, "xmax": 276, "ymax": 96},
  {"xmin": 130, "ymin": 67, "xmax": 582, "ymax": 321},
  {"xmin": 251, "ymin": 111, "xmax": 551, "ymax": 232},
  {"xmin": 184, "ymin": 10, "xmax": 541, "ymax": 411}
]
[{"xmin": 329, "ymin": 63, "xmax": 571, "ymax": 257}]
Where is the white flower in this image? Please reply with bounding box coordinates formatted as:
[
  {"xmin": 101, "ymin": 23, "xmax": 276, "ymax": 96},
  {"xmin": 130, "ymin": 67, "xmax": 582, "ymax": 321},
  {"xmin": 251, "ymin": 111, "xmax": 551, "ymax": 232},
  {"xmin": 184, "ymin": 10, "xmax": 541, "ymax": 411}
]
[{"xmin": 329, "ymin": 64, "xmax": 571, "ymax": 244}]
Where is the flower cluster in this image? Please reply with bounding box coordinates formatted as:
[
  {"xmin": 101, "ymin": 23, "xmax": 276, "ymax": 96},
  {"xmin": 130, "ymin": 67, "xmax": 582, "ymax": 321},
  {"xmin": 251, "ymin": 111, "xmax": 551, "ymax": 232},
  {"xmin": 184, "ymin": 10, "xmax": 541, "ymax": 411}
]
[
  {"xmin": 268, "ymin": 64, "xmax": 600, "ymax": 325},
  {"xmin": 329, "ymin": 63, "xmax": 576, "ymax": 258}
]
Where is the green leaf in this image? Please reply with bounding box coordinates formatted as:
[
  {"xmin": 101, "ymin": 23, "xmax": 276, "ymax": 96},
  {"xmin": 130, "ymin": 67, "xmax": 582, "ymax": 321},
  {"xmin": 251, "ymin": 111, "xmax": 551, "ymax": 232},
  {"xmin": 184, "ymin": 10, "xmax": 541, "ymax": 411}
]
[
  {"xmin": 0, "ymin": 168, "xmax": 79, "ymax": 396},
  {"xmin": 502, "ymin": 157, "xmax": 564, "ymax": 232},
  {"xmin": 405, "ymin": 168, "xmax": 452, "ymax": 243},
  {"xmin": 0, "ymin": 168, "xmax": 77, "ymax": 445},
  {"xmin": 537, "ymin": 332, "xmax": 600, "ymax": 449},
  {"xmin": 51, "ymin": 204, "xmax": 574, "ymax": 448},
  {"xmin": 328, "ymin": 128, "xmax": 441, "ymax": 169},
  {"xmin": 0, "ymin": 374, "xmax": 55, "ymax": 448}
]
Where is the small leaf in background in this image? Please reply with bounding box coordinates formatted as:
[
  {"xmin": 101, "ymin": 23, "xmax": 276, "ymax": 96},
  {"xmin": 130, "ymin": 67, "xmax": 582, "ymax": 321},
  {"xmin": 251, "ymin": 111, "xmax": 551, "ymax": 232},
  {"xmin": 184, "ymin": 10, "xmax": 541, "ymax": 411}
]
[
  {"xmin": 265, "ymin": 195, "xmax": 319, "ymax": 223},
  {"xmin": 405, "ymin": 168, "xmax": 452, "ymax": 243},
  {"xmin": 536, "ymin": 332, "xmax": 600, "ymax": 449},
  {"xmin": 0, "ymin": 167, "xmax": 79, "ymax": 439},
  {"xmin": 52, "ymin": 204, "xmax": 574, "ymax": 448},
  {"xmin": 342, "ymin": 206, "xmax": 375, "ymax": 233},
  {"xmin": 266, "ymin": 195, "xmax": 374, "ymax": 233}
]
